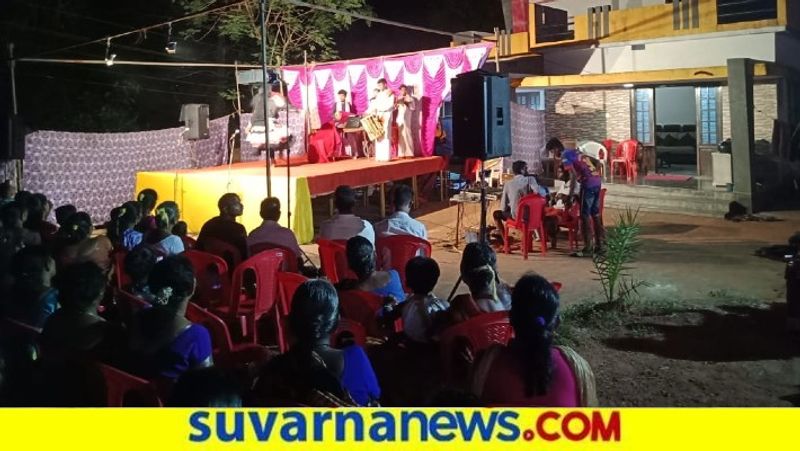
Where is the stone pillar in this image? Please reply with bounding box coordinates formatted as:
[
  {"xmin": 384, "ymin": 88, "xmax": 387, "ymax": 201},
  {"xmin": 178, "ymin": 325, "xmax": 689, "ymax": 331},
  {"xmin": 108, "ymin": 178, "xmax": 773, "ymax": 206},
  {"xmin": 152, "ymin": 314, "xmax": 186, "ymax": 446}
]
[{"xmin": 727, "ymin": 58, "xmax": 756, "ymax": 212}]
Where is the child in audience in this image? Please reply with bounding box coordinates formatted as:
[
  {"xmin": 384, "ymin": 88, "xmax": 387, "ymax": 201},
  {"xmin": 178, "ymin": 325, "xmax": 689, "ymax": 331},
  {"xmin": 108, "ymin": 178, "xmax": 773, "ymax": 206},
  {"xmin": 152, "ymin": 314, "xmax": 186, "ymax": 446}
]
[
  {"xmin": 6, "ymin": 246, "xmax": 58, "ymax": 329},
  {"xmin": 401, "ymin": 257, "xmax": 449, "ymax": 344}
]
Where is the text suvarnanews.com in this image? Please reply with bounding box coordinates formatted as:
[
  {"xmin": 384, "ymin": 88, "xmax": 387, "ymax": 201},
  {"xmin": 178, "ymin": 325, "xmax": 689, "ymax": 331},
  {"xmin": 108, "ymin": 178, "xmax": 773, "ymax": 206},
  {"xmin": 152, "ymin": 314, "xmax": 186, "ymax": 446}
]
[{"xmin": 188, "ymin": 410, "xmax": 621, "ymax": 443}]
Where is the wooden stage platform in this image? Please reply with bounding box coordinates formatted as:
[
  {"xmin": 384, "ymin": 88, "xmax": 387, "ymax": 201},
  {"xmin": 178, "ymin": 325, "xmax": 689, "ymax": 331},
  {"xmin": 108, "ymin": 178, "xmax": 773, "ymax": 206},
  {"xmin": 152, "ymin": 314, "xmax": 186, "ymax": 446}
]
[{"xmin": 135, "ymin": 156, "xmax": 446, "ymax": 244}]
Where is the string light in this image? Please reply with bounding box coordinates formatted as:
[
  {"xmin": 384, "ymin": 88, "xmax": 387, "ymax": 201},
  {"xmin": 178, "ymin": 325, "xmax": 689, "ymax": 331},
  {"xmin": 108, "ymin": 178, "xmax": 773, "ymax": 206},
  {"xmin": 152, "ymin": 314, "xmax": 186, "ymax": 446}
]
[
  {"xmin": 165, "ymin": 23, "xmax": 177, "ymax": 55},
  {"xmin": 104, "ymin": 38, "xmax": 116, "ymax": 66}
]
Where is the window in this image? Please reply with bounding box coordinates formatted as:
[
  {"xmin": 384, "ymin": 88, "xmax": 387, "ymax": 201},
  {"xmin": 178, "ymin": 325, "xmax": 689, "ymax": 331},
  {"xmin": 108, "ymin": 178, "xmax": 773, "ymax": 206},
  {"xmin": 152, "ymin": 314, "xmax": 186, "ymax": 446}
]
[
  {"xmin": 516, "ymin": 89, "xmax": 545, "ymax": 111},
  {"xmin": 633, "ymin": 89, "xmax": 653, "ymax": 144},
  {"xmin": 697, "ymin": 87, "xmax": 720, "ymax": 145},
  {"xmin": 716, "ymin": 0, "xmax": 777, "ymax": 24}
]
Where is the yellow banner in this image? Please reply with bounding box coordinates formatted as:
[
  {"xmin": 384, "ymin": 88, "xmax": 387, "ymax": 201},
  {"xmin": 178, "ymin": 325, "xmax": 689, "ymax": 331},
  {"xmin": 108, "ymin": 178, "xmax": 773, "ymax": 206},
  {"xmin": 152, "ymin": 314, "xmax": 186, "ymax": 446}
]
[{"xmin": 0, "ymin": 408, "xmax": 796, "ymax": 450}]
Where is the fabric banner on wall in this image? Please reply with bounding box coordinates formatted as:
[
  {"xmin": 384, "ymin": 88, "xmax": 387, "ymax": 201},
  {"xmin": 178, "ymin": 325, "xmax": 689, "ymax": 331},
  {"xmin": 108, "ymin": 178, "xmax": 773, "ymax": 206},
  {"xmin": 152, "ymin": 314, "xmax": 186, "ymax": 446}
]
[
  {"xmin": 507, "ymin": 103, "xmax": 547, "ymax": 174},
  {"xmin": 22, "ymin": 117, "xmax": 229, "ymax": 224},
  {"xmin": 281, "ymin": 43, "xmax": 494, "ymax": 158}
]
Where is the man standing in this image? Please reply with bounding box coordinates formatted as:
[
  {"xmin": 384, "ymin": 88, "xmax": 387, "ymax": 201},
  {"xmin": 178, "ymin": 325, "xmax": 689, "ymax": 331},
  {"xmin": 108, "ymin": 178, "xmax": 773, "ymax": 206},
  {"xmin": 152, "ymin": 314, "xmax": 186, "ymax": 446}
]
[
  {"xmin": 562, "ymin": 149, "xmax": 604, "ymax": 257},
  {"xmin": 492, "ymin": 160, "xmax": 540, "ymax": 244},
  {"xmin": 395, "ymin": 85, "xmax": 417, "ymax": 158},
  {"xmin": 375, "ymin": 184, "xmax": 427, "ymax": 239},
  {"xmin": 196, "ymin": 193, "xmax": 248, "ymax": 262},
  {"xmin": 369, "ymin": 79, "xmax": 395, "ymax": 162},
  {"xmin": 319, "ymin": 185, "xmax": 375, "ymax": 246}
]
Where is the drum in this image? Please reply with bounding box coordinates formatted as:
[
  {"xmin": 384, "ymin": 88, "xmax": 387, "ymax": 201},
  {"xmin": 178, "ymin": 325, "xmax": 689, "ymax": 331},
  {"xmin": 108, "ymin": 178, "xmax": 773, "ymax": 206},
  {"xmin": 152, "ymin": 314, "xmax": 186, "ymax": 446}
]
[{"xmin": 360, "ymin": 114, "xmax": 384, "ymax": 141}]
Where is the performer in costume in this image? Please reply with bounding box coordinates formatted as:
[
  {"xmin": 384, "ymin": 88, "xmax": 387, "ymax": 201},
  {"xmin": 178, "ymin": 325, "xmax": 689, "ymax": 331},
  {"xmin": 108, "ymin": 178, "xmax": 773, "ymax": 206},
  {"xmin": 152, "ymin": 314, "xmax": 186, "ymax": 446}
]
[
  {"xmin": 395, "ymin": 84, "xmax": 417, "ymax": 158},
  {"xmin": 369, "ymin": 79, "xmax": 395, "ymax": 162}
]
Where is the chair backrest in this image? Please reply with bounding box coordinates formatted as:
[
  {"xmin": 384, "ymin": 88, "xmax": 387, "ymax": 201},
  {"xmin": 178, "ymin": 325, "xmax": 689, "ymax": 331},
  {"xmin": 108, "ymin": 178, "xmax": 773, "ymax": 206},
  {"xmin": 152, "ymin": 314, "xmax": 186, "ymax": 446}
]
[
  {"xmin": 578, "ymin": 141, "xmax": 608, "ymax": 162},
  {"xmin": 439, "ymin": 311, "xmax": 513, "ymax": 380},
  {"xmin": 113, "ymin": 250, "xmax": 130, "ymax": 290},
  {"xmin": 514, "ymin": 194, "xmax": 547, "ymax": 228},
  {"xmin": 337, "ymin": 290, "xmax": 385, "ymax": 337},
  {"xmin": 250, "ymin": 242, "xmax": 299, "ymax": 273},
  {"xmin": 116, "ymin": 289, "xmax": 151, "ymax": 325},
  {"xmin": 602, "ymin": 139, "xmax": 618, "ymax": 158},
  {"xmin": 331, "ymin": 318, "xmax": 367, "ymax": 348},
  {"xmin": 375, "ymin": 235, "xmax": 432, "ymax": 291},
  {"xmin": 228, "ymin": 249, "xmax": 286, "ymax": 319},
  {"xmin": 203, "ymin": 237, "xmax": 243, "ymax": 270},
  {"xmin": 619, "ymin": 140, "xmax": 639, "ymax": 162},
  {"xmin": 276, "ymin": 272, "xmax": 308, "ymax": 316},
  {"xmin": 185, "ymin": 301, "xmax": 234, "ymax": 357},
  {"xmin": 317, "ymin": 239, "xmax": 354, "ymax": 283},
  {"xmin": 184, "ymin": 250, "xmax": 230, "ymax": 309},
  {"xmin": 97, "ymin": 363, "xmax": 162, "ymax": 407},
  {"xmin": 181, "ymin": 235, "xmax": 198, "ymax": 251}
]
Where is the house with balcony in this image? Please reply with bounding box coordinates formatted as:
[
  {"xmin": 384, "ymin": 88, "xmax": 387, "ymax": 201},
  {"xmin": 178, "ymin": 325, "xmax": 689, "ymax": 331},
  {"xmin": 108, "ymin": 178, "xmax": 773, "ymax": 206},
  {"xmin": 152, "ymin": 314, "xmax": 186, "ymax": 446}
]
[{"xmin": 490, "ymin": 0, "xmax": 800, "ymax": 215}]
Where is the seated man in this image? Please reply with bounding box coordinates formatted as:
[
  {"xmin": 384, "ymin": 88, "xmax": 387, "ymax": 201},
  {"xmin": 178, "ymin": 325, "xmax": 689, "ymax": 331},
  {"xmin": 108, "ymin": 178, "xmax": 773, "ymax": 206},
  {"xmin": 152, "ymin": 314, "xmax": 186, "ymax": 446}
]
[
  {"xmin": 319, "ymin": 185, "xmax": 375, "ymax": 246},
  {"xmin": 374, "ymin": 184, "xmax": 427, "ymax": 239},
  {"xmin": 196, "ymin": 193, "xmax": 248, "ymax": 262},
  {"xmin": 492, "ymin": 160, "xmax": 541, "ymax": 244},
  {"xmin": 247, "ymin": 197, "xmax": 303, "ymax": 270}
]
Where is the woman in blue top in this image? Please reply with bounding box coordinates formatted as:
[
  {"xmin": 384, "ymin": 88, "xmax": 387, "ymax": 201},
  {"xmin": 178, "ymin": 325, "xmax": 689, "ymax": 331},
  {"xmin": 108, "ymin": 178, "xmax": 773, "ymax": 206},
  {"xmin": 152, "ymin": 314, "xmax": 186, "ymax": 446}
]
[
  {"xmin": 107, "ymin": 204, "xmax": 143, "ymax": 251},
  {"xmin": 143, "ymin": 201, "xmax": 184, "ymax": 256},
  {"xmin": 254, "ymin": 279, "xmax": 380, "ymax": 406},
  {"xmin": 341, "ymin": 235, "xmax": 406, "ymax": 304},
  {"xmin": 129, "ymin": 255, "xmax": 212, "ymax": 380}
]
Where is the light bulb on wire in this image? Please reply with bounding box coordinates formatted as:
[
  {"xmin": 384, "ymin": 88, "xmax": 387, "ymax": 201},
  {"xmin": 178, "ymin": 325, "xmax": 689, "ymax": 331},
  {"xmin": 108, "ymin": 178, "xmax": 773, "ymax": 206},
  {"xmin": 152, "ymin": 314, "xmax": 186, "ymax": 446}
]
[
  {"xmin": 104, "ymin": 38, "xmax": 116, "ymax": 66},
  {"xmin": 165, "ymin": 22, "xmax": 177, "ymax": 54}
]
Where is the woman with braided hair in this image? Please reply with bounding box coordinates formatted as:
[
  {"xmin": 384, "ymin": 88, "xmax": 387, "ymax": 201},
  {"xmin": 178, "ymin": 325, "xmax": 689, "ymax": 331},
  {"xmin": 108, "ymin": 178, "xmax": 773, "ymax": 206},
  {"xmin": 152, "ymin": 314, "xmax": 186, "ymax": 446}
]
[
  {"xmin": 54, "ymin": 212, "xmax": 113, "ymax": 273},
  {"xmin": 107, "ymin": 204, "xmax": 143, "ymax": 251},
  {"xmin": 143, "ymin": 201, "xmax": 184, "ymax": 256},
  {"xmin": 128, "ymin": 255, "xmax": 212, "ymax": 380},
  {"xmin": 469, "ymin": 273, "xmax": 597, "ymax": 407}
]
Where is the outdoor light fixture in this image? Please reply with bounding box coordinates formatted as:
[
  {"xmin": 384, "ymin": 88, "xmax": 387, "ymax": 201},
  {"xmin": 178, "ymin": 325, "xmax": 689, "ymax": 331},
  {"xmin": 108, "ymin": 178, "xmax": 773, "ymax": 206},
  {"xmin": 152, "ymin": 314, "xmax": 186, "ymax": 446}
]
[
  {"xmin": 165, "ymin": 23, "xmax": 177, "ymax": 54},
  {"xmin": 105, "ymin": 38, "xmax": 116, "ymax": 66},
  {"xmin": 623, "ymin": 83, "xmax": 634, "ymax": 88}
]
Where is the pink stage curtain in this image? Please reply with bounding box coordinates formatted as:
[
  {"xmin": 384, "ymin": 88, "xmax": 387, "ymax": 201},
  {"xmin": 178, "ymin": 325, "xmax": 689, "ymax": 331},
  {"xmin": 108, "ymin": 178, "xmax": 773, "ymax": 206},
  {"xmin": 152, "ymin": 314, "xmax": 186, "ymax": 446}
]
[
  {"xmin": 421, "ymin": 61, "xmax": 447, "ymax": 161},
  {"xmin": 349, "ymin": 68, "xmax": 369, "ymax": 115},
  {"xmin": 315, "ymin": 71, "xmax": 335, "ymax": 126}
]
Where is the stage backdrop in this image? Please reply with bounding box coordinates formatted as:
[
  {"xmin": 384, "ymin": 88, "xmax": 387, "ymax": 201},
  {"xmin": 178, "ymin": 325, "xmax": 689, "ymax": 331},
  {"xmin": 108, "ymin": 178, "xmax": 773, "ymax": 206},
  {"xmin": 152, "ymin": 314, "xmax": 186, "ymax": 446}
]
[
  {"xmin": 280, "ymin": 43, "xmax": 493, "ymax": 158},
  {"xmin": 507, "ymin": 103, "xmax": 547, "ymax": 174},
  {"xmin": 22, "ymin": 117, "xmax": 229, "ymax": 224}
]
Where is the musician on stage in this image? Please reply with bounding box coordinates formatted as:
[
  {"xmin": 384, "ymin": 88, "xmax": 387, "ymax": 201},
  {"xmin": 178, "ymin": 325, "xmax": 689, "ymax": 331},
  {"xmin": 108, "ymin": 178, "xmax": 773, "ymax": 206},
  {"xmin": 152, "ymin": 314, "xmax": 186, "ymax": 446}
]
[
  {"xmin": 368, "ymin": 79, "xmax": 395, "ymax": 162},
  {"xmin": 335, "ymin": 89, "xmax": 353, "ymax": 117},
  {"xmin": 246, "ymin": 84, "xmax": 291, "ymax": 160},
  {"xmin": 334, "ymin": 89, "xmax": 363, "ymax": 159},
  {"xmin": 395, "ymin": 84, "xmax": 417, "ymax": 158}
]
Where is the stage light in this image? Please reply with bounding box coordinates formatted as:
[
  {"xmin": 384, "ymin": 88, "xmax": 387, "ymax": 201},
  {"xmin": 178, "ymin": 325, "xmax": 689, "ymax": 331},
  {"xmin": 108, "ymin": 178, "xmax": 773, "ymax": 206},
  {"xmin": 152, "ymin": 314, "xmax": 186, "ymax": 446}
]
[{"xmin": 165, "ymin": 22, "xmax": 177, "ymax": 54}]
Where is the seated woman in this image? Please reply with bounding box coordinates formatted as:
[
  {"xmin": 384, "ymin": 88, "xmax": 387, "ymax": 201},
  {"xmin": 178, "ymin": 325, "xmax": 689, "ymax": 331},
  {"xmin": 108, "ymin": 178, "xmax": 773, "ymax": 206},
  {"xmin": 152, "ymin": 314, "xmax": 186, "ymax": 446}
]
[
  {"xmin": 254, "ymin": 279, "xmax": 380, "ymax": 406},
  {"xmin": 338, "ymin": 236, "xmax": 405, "ymax": 305},
  {"xmin": 54, "ymin": 212, "xmax": 113, "ymax": 273},
  {"xmin": 24, "ymin": 193, "xmax": 58, "ymax": 243},
  {"xmin": 5, "ymin": 246, "xmax": 58, "ymax": 329},
  {"xmin": 128, "ymin": 255, "xmax": 212, "ymax": 380},
  {"xmin": 448, "ymin": 242, "xmax": 512, "ymax": 323},
  {"xmin": 469, "ymin": 273, "xmax": 597, "ymax": 407},
  {"xmin": 135, "ymin": 189, "xmax": 158, "ymax": 233},
  {"xmin": 40, "ymin": 262, "xmax": 125, "ymax": 365},
  {"xmin": 107, "ymin": 204, "xmax": 143, "ymax": 251},
  {"xmin": 143, "ymin": 201, "xmax": 184, "ymax": 256},
  {"xmin": 463, "ymin": 265, "xmax": 506, "ymax": 313},
  {"xmin": 123, "ymin": 246, "xmax": 157, "ymax": 303}
]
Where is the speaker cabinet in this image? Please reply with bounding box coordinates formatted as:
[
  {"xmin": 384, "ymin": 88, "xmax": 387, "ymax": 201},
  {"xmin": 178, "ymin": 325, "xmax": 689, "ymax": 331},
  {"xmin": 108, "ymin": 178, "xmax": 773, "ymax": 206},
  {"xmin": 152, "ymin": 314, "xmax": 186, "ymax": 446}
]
[
  {"xmin": 179, "ymin": 104, "xmax": 210, "ymax": 140},
  {"xmin": 452, "ymin": 70, "xmax": 512, "ymax": 161}
]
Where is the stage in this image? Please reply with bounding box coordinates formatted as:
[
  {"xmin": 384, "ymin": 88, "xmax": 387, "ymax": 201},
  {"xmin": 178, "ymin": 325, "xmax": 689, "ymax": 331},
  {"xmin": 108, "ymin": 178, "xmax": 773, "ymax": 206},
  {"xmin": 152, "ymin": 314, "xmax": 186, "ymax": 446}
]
[{"xmin": 135, "ymin": 156, "xmax": 447, "ymax": 244}]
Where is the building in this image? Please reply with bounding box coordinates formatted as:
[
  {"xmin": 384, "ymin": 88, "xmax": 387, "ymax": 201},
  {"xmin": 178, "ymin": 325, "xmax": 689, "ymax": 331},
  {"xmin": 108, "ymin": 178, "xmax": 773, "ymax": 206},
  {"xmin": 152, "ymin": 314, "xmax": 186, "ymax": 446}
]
[{"xmin": 491, "ymin": 0, "xmax": 800, "ymax": 214}]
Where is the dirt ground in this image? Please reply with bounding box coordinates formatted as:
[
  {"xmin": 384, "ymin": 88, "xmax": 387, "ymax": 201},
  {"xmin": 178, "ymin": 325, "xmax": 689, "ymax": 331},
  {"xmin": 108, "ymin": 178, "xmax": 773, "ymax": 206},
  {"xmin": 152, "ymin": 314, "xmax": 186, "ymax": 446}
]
[{"xmin": 302, "ymin": 200, "xmax": 800, "ymax": 406}]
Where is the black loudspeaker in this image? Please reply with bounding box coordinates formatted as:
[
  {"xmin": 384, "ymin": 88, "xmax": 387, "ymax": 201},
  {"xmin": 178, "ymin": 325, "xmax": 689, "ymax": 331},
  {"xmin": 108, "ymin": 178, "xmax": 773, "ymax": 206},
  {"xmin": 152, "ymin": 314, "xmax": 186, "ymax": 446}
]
[
  {"xmin": 1, "ymin": 115, "xmax": 25, "ymax": 161},
  {"xmin": 179, "ymin": 104, "xmax": 210, "ymax": 140},
  {"xmin": 452, "ymin": 70, "xmax": 512, "ymax": 161}
]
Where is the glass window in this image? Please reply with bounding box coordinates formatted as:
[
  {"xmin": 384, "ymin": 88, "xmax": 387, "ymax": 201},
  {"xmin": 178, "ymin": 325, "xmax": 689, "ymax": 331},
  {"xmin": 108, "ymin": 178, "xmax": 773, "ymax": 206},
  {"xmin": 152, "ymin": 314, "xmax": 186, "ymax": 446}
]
[
  {"xmin": 697, "ymin": 87, "xmax": 719, "ymax": 145},
  {"xmin": 516, "ymin": 90, "xmax": 545, "ymax": 111},
  {"xmin": 634, "ymin": 89, "xmax": 652, "ymax": 144}
]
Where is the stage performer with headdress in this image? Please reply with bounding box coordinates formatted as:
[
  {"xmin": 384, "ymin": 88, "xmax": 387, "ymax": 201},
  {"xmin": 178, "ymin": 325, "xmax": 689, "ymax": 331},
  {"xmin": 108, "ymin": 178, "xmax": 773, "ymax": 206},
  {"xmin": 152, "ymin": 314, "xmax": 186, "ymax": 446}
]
[
  {"xmin": 246, "ymin": 84, "xmax": 292, "ymax": 161},
  {"xmin": 368, "ymin": 78, "xmax": 395, "ymax": 162},
  {"xmin": 395, "ymin": 84, "xmax": 417, "ymax": 158}
]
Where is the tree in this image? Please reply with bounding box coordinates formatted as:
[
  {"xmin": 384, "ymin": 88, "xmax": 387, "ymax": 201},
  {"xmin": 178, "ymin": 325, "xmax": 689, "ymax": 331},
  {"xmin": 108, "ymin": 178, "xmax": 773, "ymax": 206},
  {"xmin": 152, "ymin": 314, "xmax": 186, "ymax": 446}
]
[{"xmin": 178, "ymin": 0, "xmax": 372, "ymax": 66}]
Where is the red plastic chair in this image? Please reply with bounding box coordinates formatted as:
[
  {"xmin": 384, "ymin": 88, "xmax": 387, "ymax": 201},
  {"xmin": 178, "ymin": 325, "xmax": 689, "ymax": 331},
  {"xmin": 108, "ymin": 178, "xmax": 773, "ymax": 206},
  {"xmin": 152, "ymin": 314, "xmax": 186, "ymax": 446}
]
[
  {"xmin": 211, "ymin": 249, "xmax": 285, "ymax": 345},
  {"xmin": 250, "ymin": 242, "xmax": 299, "ymax": 273},
  {"xmin": 184, "ymin": 250, "xmax": 230, "ymax": 309},
  {"xmin": 113, "ymin": 250, "xmax": 130, "ymax": 290},
  {"xmin": 331, "ymin": 318, "xmax": 367, "ymax": 349},
  {"xmin": 556, "ymin": 202, "xmax": 582, "ymax": 252},
  {"xmin": 337, "ymin": 289, "xmax": 402, "ymax": 338},
  {"xmin": 275, "ymin": 272, "xmax": 308, "ymax": 352},
  {"xmin": 375, "ymin": 235, "xmax": 432, "ymax": 292},
  {"xmin": 317, "ymin": 239, "xmax": 356, "ymax": 283},
  {"xmin": 439, "ymin": 311, "xmax": 513, "ymax": 382},
  {"xmin": 603, "ymin": 139, "xmax": 618, "ymax": 160},
  {"xmin": 181, "ymin": 235, "xmax": 198, "ymax": 251},
  {"xmin": 97, "ymin": 363, "xmax": 162, "ymax": 407},
  {"xmin": 185, "ymin": 302, "xmax": 268, "ymax": 368},
  {"xmin": 503, "ymin": 194, "xmax": 548, "ymax": 259},
  {"xmin": 611, "ymin": 139, "xmax": 639, "ymax": 182},
  {"xmin": 202, "ymin": 237, "xmax": 243, "ymax": 271}
]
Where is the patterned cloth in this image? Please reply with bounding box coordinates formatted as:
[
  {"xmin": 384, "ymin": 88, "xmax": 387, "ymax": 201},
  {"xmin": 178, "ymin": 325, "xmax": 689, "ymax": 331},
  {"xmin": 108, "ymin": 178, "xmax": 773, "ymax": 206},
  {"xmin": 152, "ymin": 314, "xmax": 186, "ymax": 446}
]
[{"xmin": 506, "ymin": 103, "xmax": 547, "ymax": 174}]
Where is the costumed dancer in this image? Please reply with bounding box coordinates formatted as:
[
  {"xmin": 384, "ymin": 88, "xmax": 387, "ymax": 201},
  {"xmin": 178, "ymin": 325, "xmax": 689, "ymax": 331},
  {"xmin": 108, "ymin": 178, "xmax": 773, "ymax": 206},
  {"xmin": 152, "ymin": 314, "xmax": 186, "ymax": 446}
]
[
  {"xmin": 395, "ymin": 84, "xmax": 417, "ymax": 158},
  {"xmin": 369, "ymin": 78, "xmax": 395, "ymax": 162}
]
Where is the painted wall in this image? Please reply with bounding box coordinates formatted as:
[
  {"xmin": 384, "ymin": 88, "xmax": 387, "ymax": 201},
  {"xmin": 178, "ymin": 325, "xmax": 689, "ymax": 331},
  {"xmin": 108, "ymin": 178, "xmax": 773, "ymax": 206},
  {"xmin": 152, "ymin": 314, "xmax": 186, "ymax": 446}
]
[
  {"xmin": 655, "ymin": 87, "xmax": 696, "ymax": 125},
  {"xmin": 546, "ymin": 0, "xmax": 664, "ymax": 17},
  {"xmin": 538, "ymin": 31, "xmax": 777, "ymax": 75}
]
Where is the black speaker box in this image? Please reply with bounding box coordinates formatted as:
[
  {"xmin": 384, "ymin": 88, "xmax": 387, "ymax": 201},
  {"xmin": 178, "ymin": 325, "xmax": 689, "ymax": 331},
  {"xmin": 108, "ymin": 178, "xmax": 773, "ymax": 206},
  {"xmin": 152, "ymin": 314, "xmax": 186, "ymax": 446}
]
[{"xmin": 452, "ymin": 70, "xmax": 512, "ymax": 161}]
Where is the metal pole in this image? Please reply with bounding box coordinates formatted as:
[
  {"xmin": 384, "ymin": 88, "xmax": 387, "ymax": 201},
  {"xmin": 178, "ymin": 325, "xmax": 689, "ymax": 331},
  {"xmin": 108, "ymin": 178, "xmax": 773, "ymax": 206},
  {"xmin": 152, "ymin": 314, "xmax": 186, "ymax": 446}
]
[
  {"xmin": 480, "ymin": 159, "xmax": 487, "ymax": 243},
  {"xmin": 284, "ymin": 81, "xmax": 291, "ymax": 228},
  {"xmin": 493, "ymin": 27, "xmax": 501, "ymax": 72},
  {"xmin": 9, "ymin": 44, "xmax": 18, "ymax": 115},
  {"xmin": 9, "ymin": 43, "xmax": 22, "ymax": 191},
  {"xmin": 260, "ymin": 0, "xmax": 272, "ymax": 198},
  {"xmin": 303, "ymin": 51, "xmax": 309, "ymax": 158}
]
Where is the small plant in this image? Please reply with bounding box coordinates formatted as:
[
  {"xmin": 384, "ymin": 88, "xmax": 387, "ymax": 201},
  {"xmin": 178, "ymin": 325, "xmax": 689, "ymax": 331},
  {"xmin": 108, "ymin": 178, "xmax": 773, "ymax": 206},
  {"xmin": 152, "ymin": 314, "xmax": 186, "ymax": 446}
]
[{"xmin": 593, "ymin": 207, "xmax": 648, "ymax": 310}]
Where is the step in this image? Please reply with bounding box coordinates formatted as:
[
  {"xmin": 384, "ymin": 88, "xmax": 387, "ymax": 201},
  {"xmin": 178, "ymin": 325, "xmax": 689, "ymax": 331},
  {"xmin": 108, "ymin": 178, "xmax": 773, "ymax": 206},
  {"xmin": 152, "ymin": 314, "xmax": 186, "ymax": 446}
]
[{"xmin": 604, "ymin": 184, "xmax": 734, "ymax": 217}]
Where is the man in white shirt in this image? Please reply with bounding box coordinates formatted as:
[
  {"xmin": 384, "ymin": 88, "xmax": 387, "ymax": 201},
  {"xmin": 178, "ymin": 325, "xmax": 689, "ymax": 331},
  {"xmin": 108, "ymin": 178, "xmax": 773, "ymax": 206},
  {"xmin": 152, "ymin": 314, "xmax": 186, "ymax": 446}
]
[
  {"xmin": 247, "ymin": 197, "xmax": 304, "ymax": 269},
  {"xmin": 369, "ymin": 79, "xmax": 395, "ymax": 162},
  {"xmin": 492, "ymin": 160, "xmax": 541, "ymax": 243},
  {"xmin": 375, "ymin": 184, "xmax": 427, "ymax": 239},
  {"xmin": 319, "ymin": 185, "xmax": 375, "ymax": 245}
]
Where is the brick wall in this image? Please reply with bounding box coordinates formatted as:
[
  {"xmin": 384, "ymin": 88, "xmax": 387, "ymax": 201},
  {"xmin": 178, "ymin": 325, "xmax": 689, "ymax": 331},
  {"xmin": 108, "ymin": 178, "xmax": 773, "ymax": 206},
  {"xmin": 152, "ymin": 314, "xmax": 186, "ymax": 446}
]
[
  {"xmin": 545, "ymin": 88, "xmax": 632, "ymax": 142},
  {"xmin": 721, "ymin": 82, "xmax": 777, "ymax": 142}
]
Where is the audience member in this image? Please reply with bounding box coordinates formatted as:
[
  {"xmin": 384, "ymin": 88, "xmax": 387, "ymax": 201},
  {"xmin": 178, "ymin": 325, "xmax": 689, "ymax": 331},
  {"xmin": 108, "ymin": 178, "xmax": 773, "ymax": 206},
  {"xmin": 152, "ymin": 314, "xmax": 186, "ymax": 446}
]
[
  {"xmin": 463, "ymin": 265, "xmax": 505, "ymax": 313},
  {"xmin": 135, "ymin": 189, "xmax": 158, "ymax": 233},
  {"xmin": 375, "ymin": 184, "xmax": 427, "ymax": 239},
  {"xmin": 123, "ymin": 246, "xmax": 158, "ymax": 302},
  {"xmin": 448, "ymin": 242, "xmax": 512, "ymax": 324},
  {"xmin": 2, "ymin": 201, "xmax": 41, "ymax": 247},
  {"xmin": 469, "ymin": 273, "xmax": 597, "ymax": 407},
  {"xmin": 167, "ymin": 367, "xmax": 242, "ymax": 407},
  {"xmin": 401, "ymin": 257, "xmax": 449, "ymax": 344},
  {"xmin": 6, "ymin": 246, "xmax": 58, "ymax": 329},
  {"xmin": 248, "ymin": 197, "xmax": 303, "ymax": 266},
  {"xmin": 129, "ymin": 255, "xmax": 212, "ymax": 379},
  {"xmin": 25, "ymin": 193, "xmax": 58, "ymax": 242},
  {"xmin": 319, "ymin": 185, "xmax": 375, "ymax": 245},
  {"xmin": 172, "ymin": 221, "xmax": 188, "ymax": 238},
  {"xmin": 254, "ymin": 279, "xmax": 380, "ymax": 406},
  {"xmin": 107, "ymin": 205, "xmax": 143, "ymax": 251},
  {"xmin": 196, "ymin": 193, "xmax": 248, "ymax": 261},
  {"xmin": 0, "ymin": 180, "xmax": 15, "ymax": 207},
  {"xmin": 41, "ymin": 262, "xmax": 124, "ymax": 365},
  {"xmin": 459, "ymin": 242, "xmax": 512, "ymax": 307},
  {"xmin": 341, "ymin": 236, "xmax": 405, "ymax": 304},
  {"xmin": 54, "ymin": 204, "xmax": 77, "ymax": 228},
  {"xmin": 144, "ymin": 201, "xmax": 184, "ymax": 256},
  {"xmin": 55, "ymin": 212, "xmax": 113, "ymax": 272},
  {"xmin": 492, "ymin": 160, "xmax": 540, "ymax": 244}
]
